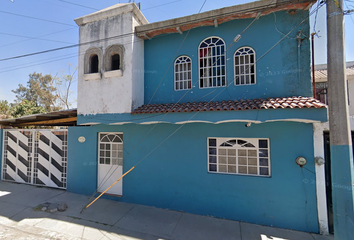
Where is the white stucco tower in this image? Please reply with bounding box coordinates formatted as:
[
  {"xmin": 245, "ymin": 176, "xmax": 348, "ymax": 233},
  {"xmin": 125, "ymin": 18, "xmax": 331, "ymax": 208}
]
[{"xmin": 75, "ymin": 3, "xmax": 148, "ymax": 115}]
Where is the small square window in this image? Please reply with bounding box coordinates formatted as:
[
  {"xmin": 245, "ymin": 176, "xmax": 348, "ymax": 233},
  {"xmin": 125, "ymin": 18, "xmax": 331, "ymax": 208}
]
[
  {"xmin": 219, "ymin": 149, "xmax": 227, "ymax": 155},
  {"xmin": 259, "ymin": 140, "xmax": 268, "ymax": 148},
  {"xmin": 209, "ymin": 164, "xmax": 217, "ymax": 172},
  {"xmin": 209, "ymin": 148, "xmax": 217, "ymax": 155},
  {"xmin": 209, "ymin": 156, "xmax": 217, "ymax": 163},
  {"xmin": 219, "ymin": 165, "xmax": 227, "ymax": 172},
  {"xmin": 219, "ymin": 156, "xmax": 227, "ymax": 164}
]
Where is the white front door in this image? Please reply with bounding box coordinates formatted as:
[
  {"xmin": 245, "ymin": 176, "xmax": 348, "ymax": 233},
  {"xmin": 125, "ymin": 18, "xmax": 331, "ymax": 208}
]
[{"xmin": 97, "ymin": 133, "xmax": 123, "ymax": 195}]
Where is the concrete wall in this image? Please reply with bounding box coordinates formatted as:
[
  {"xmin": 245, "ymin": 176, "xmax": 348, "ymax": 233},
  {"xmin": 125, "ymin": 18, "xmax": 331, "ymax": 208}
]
[
  {"xmin": 67, "ymin": 121, "xmax": 319, "ymax": 233},
  {"xmin": 77, "ymin": 9, "xmax": 145, "ymax": 115},
  {"xmin": 144, "ymin": 10, "xmax": 311, "ymax": 104},
  {"xmin": 131, "ymin": 15, "xmax": 145, "ymax": 111}
]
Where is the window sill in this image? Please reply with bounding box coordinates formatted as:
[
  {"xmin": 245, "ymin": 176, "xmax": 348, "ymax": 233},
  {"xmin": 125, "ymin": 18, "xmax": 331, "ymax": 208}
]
[
  {"xmin": 104, "ymin": 70, "xmax": 123, "ymax": 78},
  {"xmin": 84, "ymin": 73, "xmax": 101, "ymax": 81}
]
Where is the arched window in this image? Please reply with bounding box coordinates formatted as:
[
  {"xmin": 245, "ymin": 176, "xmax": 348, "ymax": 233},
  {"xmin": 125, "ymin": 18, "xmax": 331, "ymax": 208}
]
[
  {"xmin": 84, "ymin": 47, "xmax": 102, "ymax": 75},
  {"xmin": 199, "ymin": 37, "xmax": 226, "ymax": 88},
  {"xmin": 111, "ymin": 54, "xmax": 120, "ymax": 70},
  {"xmin": 234, "ymin": 47, "xmax": 256, "ymax": 85},
  {"xmin": 99, "ymin": 133, "xmax": 123, "ymax": 166},
  {"xmin": 90, "ymin": 54, "xmax": 99, "ymax": 73},
  {"xmin": 174, "ymin": 56, "xmax": 192, "ymax": 90},
  {"xmin": 104, "ymin": 45, "xmax": 124, "ymax": 72}
]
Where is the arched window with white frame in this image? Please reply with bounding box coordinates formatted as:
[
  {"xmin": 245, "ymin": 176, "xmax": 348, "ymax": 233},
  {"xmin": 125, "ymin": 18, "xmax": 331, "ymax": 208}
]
[
  {"xmin": 234, "ymin": 47, "xmax": 256, "ymax": 85},
  {"xmin": 199, "ymin": 36, "xmax": 226, "ymax": 88},
  {"xmin": 174, "ymin": 56, "xmax": 192, "ymax": 90}
]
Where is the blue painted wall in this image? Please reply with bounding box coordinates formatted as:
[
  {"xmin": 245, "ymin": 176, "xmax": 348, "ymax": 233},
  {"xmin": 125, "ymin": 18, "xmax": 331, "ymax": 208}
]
[
  {"xmin": 144, "ymin": 10, "xmax": 311, "ymax": 104},
  {"xmin": 67, "ymin": 121, "xmax": 318, "ymax": 233},
  {"xmin": 77, "ymin": 107, "xmax": 328, "ymax": 125}
]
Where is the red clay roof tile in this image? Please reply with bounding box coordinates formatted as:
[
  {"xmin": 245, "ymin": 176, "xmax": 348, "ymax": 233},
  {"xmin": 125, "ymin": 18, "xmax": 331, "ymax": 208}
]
[{"xmin": 132, "ymin": 97, "xmax": 327, "ymax": 115}]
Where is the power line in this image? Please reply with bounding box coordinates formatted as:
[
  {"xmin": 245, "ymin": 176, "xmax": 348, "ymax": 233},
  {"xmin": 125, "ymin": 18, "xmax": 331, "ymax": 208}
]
[
  {"xmin": 0, "ymin": 53, "xmax": 78, "ymax": 74},
  {"xmin": 0, "ymin": 31, "xmax": 136, "ymax": 62},
  {"xmin": 0, "ymin": 0, "xmax": 299, "ymax": 63},
  {"xmin": 147, "ymin": 0, "xmax": 207, "ymax": 104},
  {"xmin": 0, "ymin": 27, "xmax": 77, "ymax": 49},
  {"xmin": 142, "ymin": 0, "xmax": 182, "ymax": 11},
  {"xmin": 88, "ymin": 0, "xmax": 212, "ymax": 200},
  {"xmin": 0, "ymin": 10, "xmax": 76, "ymax": 26},
  {"xmin": 88, "ymin": 1, "xmax": 325, "ymax": 197},
  {"xmin": 0, "ymin": 31, "xmax": 75, "ymax": 45},
  {"xmin": 0, "ymin": 33, "xmax": 148, "ymax": 73},
  {"xmin": 55, "ymin": 0, "xmax": 99, "ymax": 11}
]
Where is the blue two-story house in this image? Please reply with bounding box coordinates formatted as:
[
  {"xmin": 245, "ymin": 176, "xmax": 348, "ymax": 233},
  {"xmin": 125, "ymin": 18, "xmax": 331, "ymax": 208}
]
[{"xmin": 68, "ymin": 0, "xmax": 328, "ymax": 233}]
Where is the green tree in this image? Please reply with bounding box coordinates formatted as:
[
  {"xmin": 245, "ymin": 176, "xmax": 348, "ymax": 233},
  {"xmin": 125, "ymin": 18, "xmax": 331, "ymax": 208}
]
[
  {"xmin": 0, "ymin": 100, "xmax": 10, "ymax": 115},
  {"xmin": 9, "ymin": 100, "xmax": 46, "ymax": 118},
  {"xmin": 12, "ymin": 72, "xmax": 59, "ymax": 112}
]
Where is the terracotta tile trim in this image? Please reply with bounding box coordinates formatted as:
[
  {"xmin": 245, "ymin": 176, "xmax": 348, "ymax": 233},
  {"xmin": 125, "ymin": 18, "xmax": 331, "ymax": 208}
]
[{"xmin": 132, "ymin": 96, "xmax": 327, "ymax": 115}]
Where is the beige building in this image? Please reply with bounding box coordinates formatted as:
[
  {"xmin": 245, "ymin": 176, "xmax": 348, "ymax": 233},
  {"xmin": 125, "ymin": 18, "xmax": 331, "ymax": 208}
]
[{"xmin": 315, "ymin": 61, "xmax": 354, "ymax": 109}]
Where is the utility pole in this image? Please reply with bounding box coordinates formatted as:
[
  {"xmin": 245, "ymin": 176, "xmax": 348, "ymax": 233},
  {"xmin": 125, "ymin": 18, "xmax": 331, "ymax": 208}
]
[{"xmin": 327, "ymin": 0, "xmax": 354, "ymax": 239}]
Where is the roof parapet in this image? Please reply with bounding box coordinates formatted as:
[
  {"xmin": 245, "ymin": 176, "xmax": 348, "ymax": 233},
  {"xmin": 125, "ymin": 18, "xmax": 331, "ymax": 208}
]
[
  {"xmin": 74, "ymin": 3, "xmax": 148, "ymax": 26},
  {"xmin": 135, "ymin": 0, "xmax": 316, "ymax": 39}
]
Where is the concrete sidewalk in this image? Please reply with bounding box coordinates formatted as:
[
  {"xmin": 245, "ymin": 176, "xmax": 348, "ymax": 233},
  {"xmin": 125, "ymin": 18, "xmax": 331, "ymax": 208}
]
[{"xmin": 0, "ymin": 181, "xmax": 333, "ymax": 240}]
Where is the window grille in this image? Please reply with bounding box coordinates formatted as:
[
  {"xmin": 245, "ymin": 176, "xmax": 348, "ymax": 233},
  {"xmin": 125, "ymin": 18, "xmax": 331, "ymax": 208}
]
[
  {"xmin": 199, "ymin": 37, "xmax": 226, "ymax": 88},
  {"xmin": 208, "ymin": 137, "xmax": 270, "ymax": 176},
  {"xmin": 234, "ymin": 47, "xmax": 256, "ymax": 85},
  {"xmin": 175, "ymin": 56, "xmax": 192, "ymax": 90}
]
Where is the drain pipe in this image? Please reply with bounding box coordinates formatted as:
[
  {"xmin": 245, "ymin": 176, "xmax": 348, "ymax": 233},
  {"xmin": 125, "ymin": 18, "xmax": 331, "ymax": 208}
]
[{"xmin": 311, "ymin": 32, "xmax": 316, "ymax": 99}]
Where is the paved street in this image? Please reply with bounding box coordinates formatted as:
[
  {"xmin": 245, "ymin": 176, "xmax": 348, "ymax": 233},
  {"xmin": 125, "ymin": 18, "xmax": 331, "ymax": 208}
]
[{"xmin": 0, "ymin": 181, "xmax": 334, "ymax": 240}]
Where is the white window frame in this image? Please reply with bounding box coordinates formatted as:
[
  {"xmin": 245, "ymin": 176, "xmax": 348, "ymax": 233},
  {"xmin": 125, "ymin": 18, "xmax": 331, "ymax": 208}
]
[
  {"xmin": 174, "ymin": 55, "xmax": 192, "ymax": 91},
  {"xmin": 207, "ymin": 137, "xmax": 270, "ymax": 177},
  {"xmin": 198, "ymin": 36, "xmax": 226, "ymax": 88},
  {"xmin": 98, "ymin": 132, "xmax": 123, "ymax": 166},
  {"xmin": 234, "ymin": 46, "xmax": 256, "ymax": 86}
]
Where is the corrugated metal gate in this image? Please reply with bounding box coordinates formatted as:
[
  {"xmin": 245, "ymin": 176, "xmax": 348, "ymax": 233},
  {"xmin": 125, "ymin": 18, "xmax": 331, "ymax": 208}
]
[{"xmin": 1, "ymin": 129, "xmax": 67, "ymax": 189}]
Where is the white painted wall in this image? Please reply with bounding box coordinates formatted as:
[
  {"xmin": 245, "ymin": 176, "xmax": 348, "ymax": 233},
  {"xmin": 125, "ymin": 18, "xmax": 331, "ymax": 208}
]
[
  {"xmin": 76, "ymin": 4, "xmax": 147, "ymax": 115},
  {"xmin": 131, "ymin": 15, "xmax": 145, "ymax": 111},
  {"xmin": 313, "ymin": 122, "xmax": 329, "ymax": 235}
]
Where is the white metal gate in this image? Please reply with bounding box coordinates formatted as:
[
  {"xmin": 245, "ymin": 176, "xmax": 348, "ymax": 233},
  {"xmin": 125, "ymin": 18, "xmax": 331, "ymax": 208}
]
[{"xmin": 2, "ymin": 129, "xmax": 67, "ymax": 189}]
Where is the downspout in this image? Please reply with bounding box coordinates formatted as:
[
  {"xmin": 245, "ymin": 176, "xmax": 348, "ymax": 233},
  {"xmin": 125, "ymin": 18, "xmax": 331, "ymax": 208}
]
[{"xmin": 311, "ymin": 32, "xmax": 316, "ymax": 99}]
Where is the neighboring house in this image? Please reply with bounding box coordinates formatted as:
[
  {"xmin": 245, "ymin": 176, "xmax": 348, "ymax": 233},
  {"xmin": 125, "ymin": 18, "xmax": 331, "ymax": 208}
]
[
  {"xmin": 314, "ymin": 61, "xmax": 354, "ymax": 106},
  {"xmin": 313, "ymin": 61, "xmax": 354, "ymax": 234},
  {"xmin": 0, "ymin": 0, "xmax": 331, "ymax": 235}
]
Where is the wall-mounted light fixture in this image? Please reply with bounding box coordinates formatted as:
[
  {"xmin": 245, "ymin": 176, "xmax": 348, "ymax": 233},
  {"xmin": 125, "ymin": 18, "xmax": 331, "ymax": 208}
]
[
  {"xmin": 78, "ymin": 136, "xmax": 86, "ymax": 143},
  {"xmin": 296, "ymin": 156, "xmax": 307, "ymax": 167}
]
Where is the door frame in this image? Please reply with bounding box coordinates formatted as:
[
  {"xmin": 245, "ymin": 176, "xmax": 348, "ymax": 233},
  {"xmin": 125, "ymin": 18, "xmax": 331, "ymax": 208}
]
[{"xmin": 97, "ymin": 132, "xmax": 123, "ymax": 196}]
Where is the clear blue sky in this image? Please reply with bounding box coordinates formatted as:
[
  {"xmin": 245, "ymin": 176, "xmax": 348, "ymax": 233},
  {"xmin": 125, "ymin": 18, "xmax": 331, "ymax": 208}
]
[{"xmin": 0, "ymin": 0, "xmax": 353, "ymax": 106}]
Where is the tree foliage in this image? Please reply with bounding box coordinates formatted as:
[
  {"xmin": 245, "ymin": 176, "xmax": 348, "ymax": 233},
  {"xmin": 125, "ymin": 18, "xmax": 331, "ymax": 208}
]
[
  {"xmin": 12, "ymin": 72, "xmax": 59, "ymax": 112},
  {"xmin": 5, "ymin": 67, "xmax": 76, "ymax": 119},
  {"xmin": 0, "ymin": 100, "xmax": 10, "ymax": 115},
  {"xmin": 9, "ymin": 100, "xmax": 46, "ymax": 118}
]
